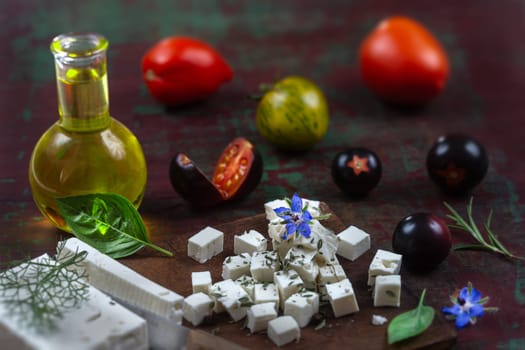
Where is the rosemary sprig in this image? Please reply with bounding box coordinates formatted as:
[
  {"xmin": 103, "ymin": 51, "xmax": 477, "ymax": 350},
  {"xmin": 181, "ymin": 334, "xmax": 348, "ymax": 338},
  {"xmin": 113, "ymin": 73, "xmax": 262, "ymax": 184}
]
[
  {"xmin": 0, "ymin": 241, "xmax": 90, "ymax": 333},
  {"xmin": 444, "ymin": 197, "xmax": 525, "ymax": 260}
]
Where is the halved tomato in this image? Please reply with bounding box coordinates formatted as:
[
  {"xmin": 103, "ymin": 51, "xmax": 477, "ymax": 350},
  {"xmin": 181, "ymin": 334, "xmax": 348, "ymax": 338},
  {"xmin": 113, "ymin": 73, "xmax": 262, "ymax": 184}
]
[{"xmin": 169, "ymin": 137, "xmax": 263, "ymax": 209}]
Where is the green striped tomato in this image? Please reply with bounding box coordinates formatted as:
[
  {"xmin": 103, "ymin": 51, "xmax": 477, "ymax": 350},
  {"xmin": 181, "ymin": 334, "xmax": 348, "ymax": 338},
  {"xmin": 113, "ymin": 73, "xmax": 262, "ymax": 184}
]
[{"xmin": 255, "ymin": 76, "xmax": 329, "ymax": 151}]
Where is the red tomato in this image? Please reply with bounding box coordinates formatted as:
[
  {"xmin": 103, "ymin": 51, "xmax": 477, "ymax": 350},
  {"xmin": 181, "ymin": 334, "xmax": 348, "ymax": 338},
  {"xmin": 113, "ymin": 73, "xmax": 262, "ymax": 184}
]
[
  {"xmin": 359, "ymin": 16, "xmax": 450, "ymax": 105},
  {"xmin": 142, "ymin": 36, "xmax": 233, "ymax": 106}
]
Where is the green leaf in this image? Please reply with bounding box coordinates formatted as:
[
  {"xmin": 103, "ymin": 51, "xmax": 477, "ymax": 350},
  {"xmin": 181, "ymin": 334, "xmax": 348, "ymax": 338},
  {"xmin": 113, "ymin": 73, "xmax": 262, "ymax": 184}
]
[
  {"xmin": 387, "ymin": 289, "xmax": 435, "ymax": 345},
  {"xmin": 56, "ymin": 193, "xmax": 172, "ymax": 259}
]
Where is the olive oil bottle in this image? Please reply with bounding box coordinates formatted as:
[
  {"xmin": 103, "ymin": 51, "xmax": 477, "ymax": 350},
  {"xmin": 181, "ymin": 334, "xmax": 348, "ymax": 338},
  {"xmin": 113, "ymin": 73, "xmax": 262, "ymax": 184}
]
[{"xmin": 29, "ymin": 33, "xmax": 147, "ymax": 231}]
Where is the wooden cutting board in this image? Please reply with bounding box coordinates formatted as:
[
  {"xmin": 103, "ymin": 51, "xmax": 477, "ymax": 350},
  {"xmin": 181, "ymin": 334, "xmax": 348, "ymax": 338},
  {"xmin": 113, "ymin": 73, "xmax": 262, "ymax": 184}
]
[{"xmin": 122, "ymin": 204, "xmax": 457, "ymax": 349}]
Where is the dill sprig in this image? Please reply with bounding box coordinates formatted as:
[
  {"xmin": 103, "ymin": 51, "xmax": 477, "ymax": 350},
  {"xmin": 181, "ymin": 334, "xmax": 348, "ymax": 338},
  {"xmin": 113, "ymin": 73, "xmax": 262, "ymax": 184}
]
[
  {"xmin": 0, "ymin": 241, "xmax": 90, "ymax": 333},
  {"xmin": 444, "ymin": 197, "xmax": 525, "ymax": 261}
]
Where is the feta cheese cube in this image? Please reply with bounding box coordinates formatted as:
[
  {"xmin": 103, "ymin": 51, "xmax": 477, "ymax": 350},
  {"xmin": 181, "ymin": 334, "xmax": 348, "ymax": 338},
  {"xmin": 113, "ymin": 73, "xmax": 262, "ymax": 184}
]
[
  {"xmin": 337, "ymin": 225, "xmax": 371, "ymax": 261},
  {"xmin": 274, "ymin": 270, "xmax": 304, "ymax": 304},
  {"xmin": 191, "ymin": 271, "xmax": 212, "ymax": 294},
  {"xmin": 373, "ymin": 275, "xmax": 401, "ymax": 307},
  {"xmin": 187, "ymin": 226, "xmax": 224, "ymax": 263},
  {"xmin": 284, "ymin": 291, "xmax": 320, "ymax": 328},
  {"xmin": 367, "ymin": 249, "xmax": 402, "ymax": 286},
  {"xmin": 235, "ymin": 275, "xmax": 256, "ymax": 300},
  {"xmin": 250, "ymin": 250, "xmax": 280, "ymax": 282},
  {"xmin": 221, "ymin": 253, "xmax": 251, "ymax": 280},
  {"xmin": 317, "ymin": 264, "xmax": 347, "ymax": 301},
  {"xmin": 326, "ymin": 278, "xmax": 359, "ymax": 317},
  {"xmin": 183, "ymin": 292, "xmax": 214, "ymax": 326},
  {"xmin": 209, "ymin": 279, "xmax": 251, "ymax": 321},
  {"xmin": 234, "ymin": 230, "xmax": 267, "ymax": 255},
  {"xmin": 253, "ymin": 283, "xmax": 280, "ymax": 310},
  {"xmin": 246, "ymin": 302, "xmax": 278, "ymax": 333},
  {"xmin": 267, "ymin": 315, "xmax": 301, "ymax": 346},
  {"xmin": 284, "ymin": 246, "xmax": 319, "ymax": 288}
]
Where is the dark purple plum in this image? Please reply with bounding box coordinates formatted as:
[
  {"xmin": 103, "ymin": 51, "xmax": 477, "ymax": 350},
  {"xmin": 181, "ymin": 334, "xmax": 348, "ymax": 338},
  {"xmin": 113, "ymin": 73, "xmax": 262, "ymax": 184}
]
[{"xmin": 392, "ymin": 212, "xmax": 451, "ymax": 273}]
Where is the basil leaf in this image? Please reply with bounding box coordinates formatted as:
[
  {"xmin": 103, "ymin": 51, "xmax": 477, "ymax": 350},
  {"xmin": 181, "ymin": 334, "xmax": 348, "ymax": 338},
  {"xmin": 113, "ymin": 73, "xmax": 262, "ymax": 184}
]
[
  {"xmin": 56, "ymin": 193, "xmax": 172, "ymax": 259},
  {"xmin": 387, "ymin": 289, "xmax": 435, "ymax": 344}
]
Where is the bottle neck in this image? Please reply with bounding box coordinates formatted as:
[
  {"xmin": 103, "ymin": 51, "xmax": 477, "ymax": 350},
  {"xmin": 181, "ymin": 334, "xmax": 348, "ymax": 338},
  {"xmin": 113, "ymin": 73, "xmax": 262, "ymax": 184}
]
[{"xmin": 51, "ymin": 33, "xmax": 111, "ymax": 132}]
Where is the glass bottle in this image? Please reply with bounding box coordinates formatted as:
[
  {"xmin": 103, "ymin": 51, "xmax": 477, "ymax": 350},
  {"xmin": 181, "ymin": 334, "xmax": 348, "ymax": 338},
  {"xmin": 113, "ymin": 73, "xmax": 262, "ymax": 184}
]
[{"xmin": 29, "ymin": 33, "xmax": 147, "ymax": 231}]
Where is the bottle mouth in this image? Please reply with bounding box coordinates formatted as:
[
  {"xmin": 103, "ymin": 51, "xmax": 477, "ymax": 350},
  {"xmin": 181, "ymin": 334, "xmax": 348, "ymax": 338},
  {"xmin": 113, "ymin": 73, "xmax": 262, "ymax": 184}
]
[{"xmin": 51, "ymin": 33, "xmax": 108, "ymax": 65}]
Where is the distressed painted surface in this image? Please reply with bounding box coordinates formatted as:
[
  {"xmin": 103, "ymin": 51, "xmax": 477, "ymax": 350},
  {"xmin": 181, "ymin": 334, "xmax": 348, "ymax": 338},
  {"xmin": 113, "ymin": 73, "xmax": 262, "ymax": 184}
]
[{"xmin": 1, "ymin": 1, "xmax": 525, "ymax": 348}]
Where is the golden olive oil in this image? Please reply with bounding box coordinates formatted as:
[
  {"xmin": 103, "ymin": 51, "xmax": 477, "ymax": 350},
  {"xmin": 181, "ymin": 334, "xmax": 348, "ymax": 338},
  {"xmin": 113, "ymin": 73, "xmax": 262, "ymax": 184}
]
[{"xmin": 29, "ymin": 33, "xmax": 147, "ymax": 231}]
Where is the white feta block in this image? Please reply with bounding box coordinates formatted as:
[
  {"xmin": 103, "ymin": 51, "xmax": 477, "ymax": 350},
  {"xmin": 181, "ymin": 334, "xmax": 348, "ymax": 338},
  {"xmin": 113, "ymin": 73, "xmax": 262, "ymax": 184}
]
[
  {"xmin": 59, "ymin": 238, "xmax": 184, "ymax": 320},
  {"xmin": 368, "ymin": 249, "xmax": 402, "ymax": 286},
  {"xmin": 183, "ymin": 292, "xmax": 214, "ymax": 326},
  {"xmin": 264, "ymin": 197, "xmax": 322, "ymax": 222},
  {"xmin": 284, "ymin": 290, "xmax": 320, "ymax": 328},
  {"xmin": 246, "ymin": 302, "xmax": 278, "ymax": 333},
  {"xmin": 250, "ymin": 250, "xmax": 280, "ymax": 282},
  {"xmin": 285, "ymin": 246, "xmax": 319, "ymax": 287},
  {"xmin": 0, "ymin": 254, "xmax": 148, "ymax": 350},
  {"xmin": 59, "ymin": 238, "xmax": 184, "ymax": 350},
  {"xmin": 234, "ymin": 230, "xmax": 267, "ymax": 255},
  {"xmin": 235, "ymin": 275, "xmax": 256, "ymax": 300},
  {"xmin": 274, "ymin": 270, "xmax": 304, "ymax": 304},
  {"xmin": 221, "ymin": 253, "xmax": 251, "ymax": 280},
  {"xmin": 337, "ymin": 225, "xmax": 371, "ymax": 261},
  {"xmin": 326, "ymin": 278, "xmax": 359, "ymax": 317},
  {"xmin": 373, "ymin": 275, "xmax": 401, "ymax": 307},
  {"xmin": 187, "ymin": 226, "xmax": 224, "ymax": 263},
  {"xmin": 191, "ymin": 271, "xmax": 212, "ymax": 294},
  {"xmin": 267, "ymin": 316, "xmax": 301, "ymax": 347},
  {"xmin": 253, "ymin": 283, "xmax": 280, "ymax": 310},
  {"xmin": 209, "ymin": 279, "xmax": 251, "ymax": 321}
]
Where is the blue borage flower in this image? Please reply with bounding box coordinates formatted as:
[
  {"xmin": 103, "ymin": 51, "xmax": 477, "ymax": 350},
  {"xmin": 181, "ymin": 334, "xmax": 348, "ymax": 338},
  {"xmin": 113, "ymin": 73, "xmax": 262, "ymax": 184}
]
[
  {"xmin": 441, "ymin": 282, "xmax": 498, "ymax": 329},
  {"xmin": 274, "ymin": 193, "xmax": 313, "ymax": 240}
]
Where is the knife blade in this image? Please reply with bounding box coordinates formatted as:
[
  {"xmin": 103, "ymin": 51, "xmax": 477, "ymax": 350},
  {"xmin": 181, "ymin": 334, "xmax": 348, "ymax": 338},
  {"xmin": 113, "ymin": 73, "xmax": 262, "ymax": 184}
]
[{"xmin": 108, "ymin": 294, "xmax": 247, "ymax": 350}]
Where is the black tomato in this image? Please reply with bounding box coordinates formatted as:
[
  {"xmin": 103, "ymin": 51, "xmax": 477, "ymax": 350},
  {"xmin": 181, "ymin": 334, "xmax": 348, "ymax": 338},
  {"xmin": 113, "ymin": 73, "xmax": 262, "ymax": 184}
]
[
  {"xmin": 169, "ymin": 137, "xmax": 263, "ymax": 209},
  {"xmin": 331, "ymin": 147, "xmax": 382, "ymax": 197},
  {"xmin": 392, "ymin": 213, "xmax": 451, "ymax": 273},
  {"xmin": 426, "ymin": 134, "xmax": 488, "ymax": 196}
]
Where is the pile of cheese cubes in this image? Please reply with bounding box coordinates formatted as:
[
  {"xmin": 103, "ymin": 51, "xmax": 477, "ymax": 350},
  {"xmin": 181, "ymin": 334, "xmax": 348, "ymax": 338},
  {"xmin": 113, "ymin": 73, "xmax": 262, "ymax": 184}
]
[{"xmin": 184, "ymin": 197, "xmax": 403, "ymax": 347}]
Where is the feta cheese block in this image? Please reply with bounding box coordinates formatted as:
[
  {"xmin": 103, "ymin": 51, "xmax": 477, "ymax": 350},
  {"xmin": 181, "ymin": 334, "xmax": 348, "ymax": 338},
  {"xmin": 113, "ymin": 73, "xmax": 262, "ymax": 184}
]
[
  {"xmin": 187, "ymin": 226, "xmax": 224, "ymax": 263},
  {"xmin": 234, "ymin": 230, "xmax": 267, "ymax": 255},
  {"xmin": 326, "ymin": 278, "xmax": 359, "ymax": 317},
  {"xmin": 183, "ymin": 292, "xmax": 214, "ymax": 326},
  {"xmin": 221, "ymin": 253, "xmax": 251, "ymax": 280},
  {"xmin": 246, "ymin": 302, "xmax": 278, "ymax": 333},
  {"xmin": 60, "ymin": 238, "xmax": 184, "ymax": 322},
  {"xmin": 235, "ymin": 275, "xmax": 256, "ymax": 300},
  {"xmin": 373, "ymin": 275, "xmax": 401, "ymax": 307},
  {"xmin": 192, "ymin": 271, "xmax": 212, "ymax": 294},
  {"xmin": 267, "ymin": 315, "xmax": 301, "ymax": 347},
  {"xmin": 209, "ymin": 279, "xmax": 251, "ymax": 321},
  {"xmin": 283, "ymin": 290, "xmax": 320, "ymax": 328},
  {"xmin": 253, "ymin": 283, "xmax": 280, "ymax": 310},
  {"xmin": 284, "ymin": 246, "xmax": 319, "ymax": 289},
  {"xmin": 250, "ymin": 250, "xmax": 280, "ymax": 282},
  {"xmin": 0, "ymin": 254, "xmax": 148, "ymax": 350},
  {"xmin": 274, "ymin": 270, "xmax": 304, "ymax": 305},
  {"xmin": 59, "ymin": 238, "xmax": 183, "ymax": 350},
  {"xmin": 367, "ymin": 249, "xmax": 402, "ymax": 286},
  {"xmin": 336, "ymin": 225, "xmax": 371, "ymax": 261}
]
